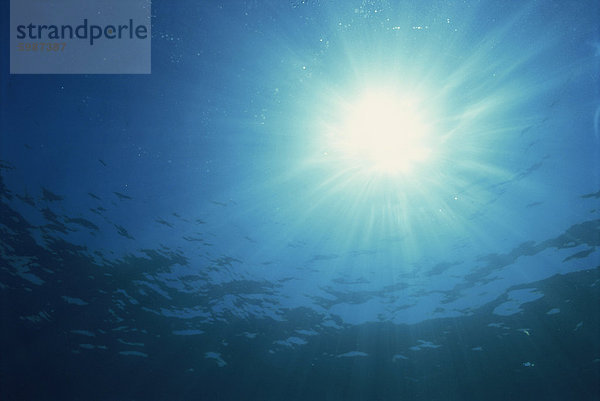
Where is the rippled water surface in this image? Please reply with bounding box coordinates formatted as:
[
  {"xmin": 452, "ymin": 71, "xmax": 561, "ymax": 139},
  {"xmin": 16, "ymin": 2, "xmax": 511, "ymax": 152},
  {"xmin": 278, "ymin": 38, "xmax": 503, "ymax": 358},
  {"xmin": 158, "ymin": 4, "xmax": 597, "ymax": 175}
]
[{"xmin": 1, "ymin": 1, "xmax": 599, "ymax": 400}]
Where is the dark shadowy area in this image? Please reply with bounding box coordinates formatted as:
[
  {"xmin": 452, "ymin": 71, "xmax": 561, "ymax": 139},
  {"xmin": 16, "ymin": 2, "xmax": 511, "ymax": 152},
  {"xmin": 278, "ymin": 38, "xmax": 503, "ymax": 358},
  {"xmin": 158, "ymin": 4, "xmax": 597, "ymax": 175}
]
[{"xmin": 1, "ymin": 164, "xmax": 599, "ymax": 401}]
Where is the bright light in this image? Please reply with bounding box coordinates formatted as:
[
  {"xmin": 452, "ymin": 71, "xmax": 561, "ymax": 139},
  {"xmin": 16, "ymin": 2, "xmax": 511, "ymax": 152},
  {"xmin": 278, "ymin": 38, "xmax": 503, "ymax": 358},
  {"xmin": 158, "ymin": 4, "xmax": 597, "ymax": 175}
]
[{"xmin": 330, "ymin": 89, "xmax": 433, "ymax": 175}]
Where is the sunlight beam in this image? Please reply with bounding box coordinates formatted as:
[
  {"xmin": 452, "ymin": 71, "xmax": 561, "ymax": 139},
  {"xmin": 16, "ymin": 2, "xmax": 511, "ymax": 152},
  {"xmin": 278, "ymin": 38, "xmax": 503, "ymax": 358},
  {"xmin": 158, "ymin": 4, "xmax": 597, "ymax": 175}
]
[{"xmin": 327, "ymin": 88, "xmax": 434, "ymax": 176}]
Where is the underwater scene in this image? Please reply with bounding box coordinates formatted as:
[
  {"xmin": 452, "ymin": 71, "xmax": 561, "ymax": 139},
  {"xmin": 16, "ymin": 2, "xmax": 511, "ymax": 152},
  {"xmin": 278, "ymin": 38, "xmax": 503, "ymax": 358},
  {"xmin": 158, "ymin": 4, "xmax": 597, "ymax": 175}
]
[{"xmin": 1, "ymin": 0, "xmax": 599, "ymax": 400}]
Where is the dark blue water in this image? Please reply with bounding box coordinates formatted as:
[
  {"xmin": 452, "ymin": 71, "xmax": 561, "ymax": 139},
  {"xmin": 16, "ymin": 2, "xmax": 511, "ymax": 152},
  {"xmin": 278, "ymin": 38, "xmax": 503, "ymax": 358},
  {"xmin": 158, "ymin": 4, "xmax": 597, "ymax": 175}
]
[{"xmin": 1, "ymin": 0, "xmax": 599, "ymax": 400}]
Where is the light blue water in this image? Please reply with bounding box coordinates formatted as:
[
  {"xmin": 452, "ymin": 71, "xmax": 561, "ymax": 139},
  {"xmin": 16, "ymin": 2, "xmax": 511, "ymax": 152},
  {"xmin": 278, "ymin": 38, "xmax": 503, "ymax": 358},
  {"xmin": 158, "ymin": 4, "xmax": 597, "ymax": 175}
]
[{"xmin": 1, "ymin": 1, "xmax": 599, "ymax": 400}]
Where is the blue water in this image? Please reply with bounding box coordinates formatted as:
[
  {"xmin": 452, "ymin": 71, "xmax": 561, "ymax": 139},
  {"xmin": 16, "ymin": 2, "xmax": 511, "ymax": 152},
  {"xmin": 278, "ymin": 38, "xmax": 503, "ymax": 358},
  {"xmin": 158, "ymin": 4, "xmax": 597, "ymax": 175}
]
[{"xmin": 1, "ymin": 0, "xmax": 599, "ymax": 400}]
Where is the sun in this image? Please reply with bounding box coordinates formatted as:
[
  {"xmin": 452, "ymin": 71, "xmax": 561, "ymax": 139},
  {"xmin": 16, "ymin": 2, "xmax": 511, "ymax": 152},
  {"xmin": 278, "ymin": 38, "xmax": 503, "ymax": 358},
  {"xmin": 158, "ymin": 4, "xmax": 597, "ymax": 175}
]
[{"xmin": 329, "ymin": 88, "xmax": 434, "ymax": 175}]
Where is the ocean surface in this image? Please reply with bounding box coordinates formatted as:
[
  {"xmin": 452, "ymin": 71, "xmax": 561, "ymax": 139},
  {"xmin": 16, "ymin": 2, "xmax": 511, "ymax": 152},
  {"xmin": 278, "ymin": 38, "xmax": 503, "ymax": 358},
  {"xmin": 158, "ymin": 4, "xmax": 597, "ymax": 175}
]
[{"xmin": 1, "ymin": 0, "xmax": 599, "ymax": 400}]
